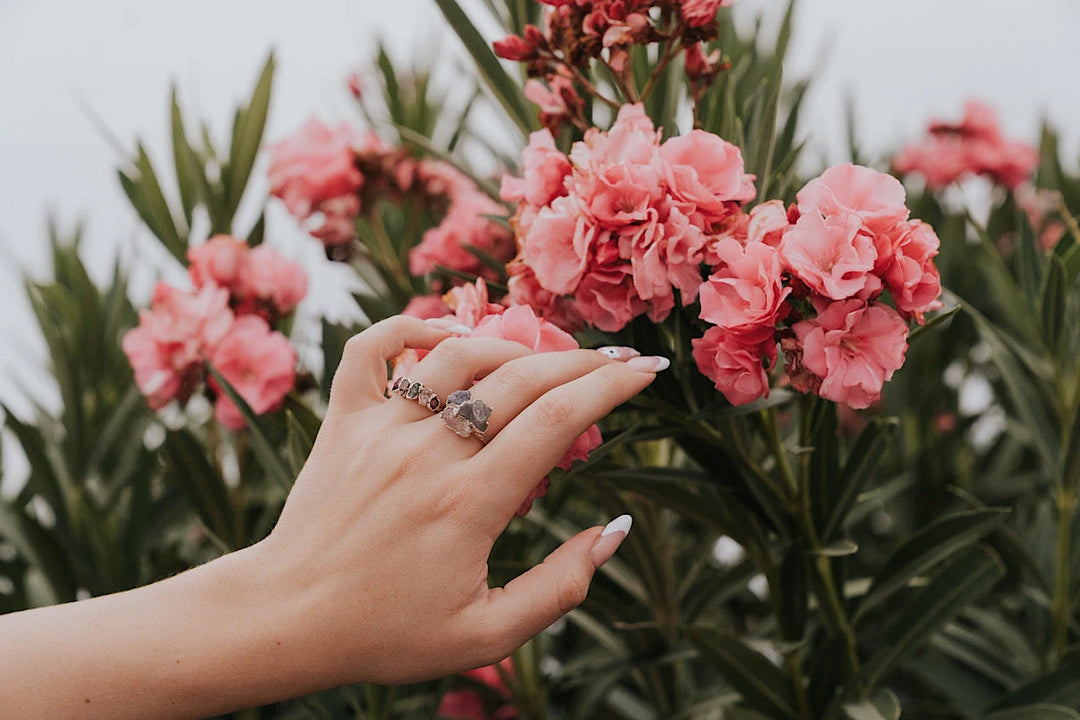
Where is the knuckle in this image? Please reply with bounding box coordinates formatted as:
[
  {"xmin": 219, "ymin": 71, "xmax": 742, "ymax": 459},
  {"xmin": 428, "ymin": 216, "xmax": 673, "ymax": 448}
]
[
  {"xmin": 427, "ymin": 336, "xmax": 472, "ymax": 367},
  {"xmin": 555, "ymin": 567, "xmax": 591, "ymax": 614},
  {"xmin": 490, "ymin": 360, "xmax": 532, "ymax": 395},
  {"xmin": 533, "ymin": 393, "xmax": 573, "ymax": 428}
]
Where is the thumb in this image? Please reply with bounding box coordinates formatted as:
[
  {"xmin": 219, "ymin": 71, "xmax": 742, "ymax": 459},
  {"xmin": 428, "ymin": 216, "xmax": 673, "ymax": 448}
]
[{"xmin": 472, "ymin": 516, "xmax": 633, "ymax": 658}]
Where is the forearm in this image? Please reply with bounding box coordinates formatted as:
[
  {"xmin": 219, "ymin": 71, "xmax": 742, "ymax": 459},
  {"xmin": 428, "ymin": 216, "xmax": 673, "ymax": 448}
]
[{"xmin": 0, "ymin": 544, "xmax": 320, "ymax": 719}]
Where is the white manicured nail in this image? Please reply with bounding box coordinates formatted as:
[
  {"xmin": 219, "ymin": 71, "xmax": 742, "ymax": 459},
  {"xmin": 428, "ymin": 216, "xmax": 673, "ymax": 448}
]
[
  {"xmin": 626, "ymin": 356, "xmax": 670, "ymax": 372},
  {"xmin": 590, "ymin": 514, "xmax": 633, "ymax": 567}
]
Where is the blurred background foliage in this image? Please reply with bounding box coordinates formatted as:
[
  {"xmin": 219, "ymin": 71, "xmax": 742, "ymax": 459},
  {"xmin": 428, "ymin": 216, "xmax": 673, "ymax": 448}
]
[{"xmin": 3, "ymin": 1, "xmax": 1080, "ymax": 718}]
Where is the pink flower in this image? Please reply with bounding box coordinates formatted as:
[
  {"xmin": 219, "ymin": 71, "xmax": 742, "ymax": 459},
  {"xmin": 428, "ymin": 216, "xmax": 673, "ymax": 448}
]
[
  {"xmin": 402, "ymin": 294, "xmax": 451, "ymax": 320},
  {"xmin": 521, "ymin": 195, "xmax": 596, "ymax": 295},
  {"xmin": 122, "ymin": 283, "xmax": 234, "ymax": 409},
  {"xmin": 472, "ymin": 305, "xmax": 600, "ymax": 513},
  {"xmin": 438, "ymin": 659, "xmax": 518, "ymax": 720},
  {"xmin": 882, "ymin": 220, "xmax": 943, "ymax": 324},
  {"xmin": 268, "ymin": 118, "xmax": 362, "ymax": 219},
  {"xmin": 241, "ymin": 245, "xmax": 308, "ymax": 317},
  {"xmin": 523, "ymin": 76, "xmax": 583, "ymax": 132},
  {"xmin": 506, "ymin": 261, "xmax": 585, "ymax": 333},
  {"xmin": 573, "ymin": 262, "xmax": 647, "ymax": 332},
  {"xmin": 660, "ymin": 129, "xmax": 756, "ymax": 217},
  {"xmin": 692, "ymin": 326, "xmax": 776, "ymax": 406},
  {"xmin": 894, "ymin": 101, "xmax": 1039, "ymax": 190},
  {"xmin": 790, "ymin": 299, "xmax": 908, "ymax": 409},
  {"xmin": 188, "ymin": 235, "xmax": 248, "ymax": 292},
  {"xmin": 499, "ymin": 130, "xmax": 571, "ymax": 208},
  {"xmin": 796, "ymin": 163, "xmax": 909, "ymax": 236},
  {"xmin": 680, "ymin": 0, "xmax": 737, "ymax": 27},
  {"xmin": 445, "ymin": 278, "xmax": 505, "ymax": 328},
  {"xmin": 780, "ymin": 211, "xmax": 878, "ymax": 300},
  {"xmin": 208, "ymin": 316, "xmax": 297, "ymax": 430},
  {"xmin": 747, "ymin": 200, "xmax": 790, "ymax": 247},
  {"xmin": 699, "ymin": 237, "xmax": 790, "ymax": 332}
]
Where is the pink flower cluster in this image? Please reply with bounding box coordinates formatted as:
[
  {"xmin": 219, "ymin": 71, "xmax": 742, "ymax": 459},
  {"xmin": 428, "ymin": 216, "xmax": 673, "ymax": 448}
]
[
  {"xmin": 693, "ymin": 164, "xmax": 943, "ymax": 409},
  {"xmin": 437, "ymin": 658, "xmax": 518, "ymax": 720},
  {"xmin": 501, "ymin": 104, "xmax": 755, "ymax": 332},
  {"xmin": 123, "ymin": 236, "xmax": 304, "ymax": 429},
  {"xmin": 893, "ymin": 100, "xmax": 1039, "ymax": 190},
  {"xmin": 268, "ymin": 118, "xmax": 364, "ymax": 245},
  {"xmin": 397, "ymin": 281, "xmax": 602, "ymax": 515},
  {"xmin": 494, "ymin": 1, "xmax": 737, "ymax": 131},
  {"xmin": 270, "ymin": 118, "xmax": 514, "ymax": 275}
]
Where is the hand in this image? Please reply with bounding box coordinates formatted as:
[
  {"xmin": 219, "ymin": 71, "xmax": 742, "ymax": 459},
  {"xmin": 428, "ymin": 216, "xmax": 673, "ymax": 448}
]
[
  {"xmin": 0, "ymin": 315, "xmax": 665, "ymax": 718},
  {"xmin": 255, "ymin": 315, "xmax": 664, "ymax": 686}
]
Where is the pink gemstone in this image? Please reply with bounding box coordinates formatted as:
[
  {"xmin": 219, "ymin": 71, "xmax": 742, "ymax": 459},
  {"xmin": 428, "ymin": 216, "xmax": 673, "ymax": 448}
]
[{"xmin": 418, "ymin": 387, "xmax": 435, "ymax": 405}]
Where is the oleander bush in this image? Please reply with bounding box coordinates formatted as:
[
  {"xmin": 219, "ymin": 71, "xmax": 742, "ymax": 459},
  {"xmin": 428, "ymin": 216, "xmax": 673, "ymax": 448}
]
[{"xmin": 4, "ymin": 2, "xmax": 1080, "ymax": 718}]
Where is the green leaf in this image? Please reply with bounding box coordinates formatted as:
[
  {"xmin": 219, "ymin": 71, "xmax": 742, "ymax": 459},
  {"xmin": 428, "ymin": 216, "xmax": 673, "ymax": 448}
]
[
  {"xmin": 224, "ymin": 52, "xmax": 275, "ymax": 218},
  {"xmin": 0, "ymin": 501, "xmax": 77, "ymax": 604},
  {"xmin": 284, "ymin": 410, "xmax": 315, "ymax": 478},
  {"xmin": 856, "ymin": 509, "xmax": 1008, "ymax": 622},
  {"xmin": 206, "ymin": 364, "xmax": 294, "ymax": 491},
  {"xmin": 989, "ymin": 657, "xmax": 1080, "ymax": 711},
  {"xmin": 1039, "ymin": 254, "xmax": 1067, "ymax": 356},
  {"xmin": 985, "ymin": 705, "xmax": 1080, "ymax": 720},
  {"xmin": 161, "ymin": 429, "xmax": 233, "ymax": 546},
  {"xmin": 1062, "ymin": 395, "xmax": 1080, "ymax": 491},
  {"xmin": 119, "ymin": 143, "xmax": 186, "ymax": 263},
  {"xmin": 170, "ymin": 86, "xmax": 201, "ymax": 226},
  {"xmin": 432, "ymin": 0, "xmax": 533, "ymax": 137},
  {"xmin": 843, "ymin": 687, "xmax": 901, "ymax": 720},
  {"xmin": 687, "ymin": 627, "xmax": 798, "ymax": 719},
  {"xmin": 863, "ymin": 545, "xmax": 1005, "ymax": 687},
  {"xmin": 821, "ymin": 417, "xmax": 899, "ymax": 542},
  {"xmin": 320, "ymin": 320, "xmax": 354, "ymax": 403}
]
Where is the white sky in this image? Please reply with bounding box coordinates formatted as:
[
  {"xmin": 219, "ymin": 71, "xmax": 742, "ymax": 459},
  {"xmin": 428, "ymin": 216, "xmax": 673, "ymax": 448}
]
[{"xmin": 1, "ymin": 0, "xmax": 1078, "ymax": 433}]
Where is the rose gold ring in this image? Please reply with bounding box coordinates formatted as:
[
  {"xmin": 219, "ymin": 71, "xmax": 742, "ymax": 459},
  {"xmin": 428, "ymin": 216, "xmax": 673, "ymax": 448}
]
[
  {"xmin": 440, "ymin": 389, "xmax": 491, "ymax": 444},
  {"xmin": 391, "ymin": 376, "xmax": 444, "ymax": 413}
]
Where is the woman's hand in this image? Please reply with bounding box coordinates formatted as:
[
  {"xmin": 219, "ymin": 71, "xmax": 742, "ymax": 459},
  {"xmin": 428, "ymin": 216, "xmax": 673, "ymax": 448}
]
[
  {"xmin": 0, "ymin": 315, "xmax": 664, "ymax": 719},
  {"xmin": 256, "ymin": 315, "xmax": 664, "ymax": 685}
]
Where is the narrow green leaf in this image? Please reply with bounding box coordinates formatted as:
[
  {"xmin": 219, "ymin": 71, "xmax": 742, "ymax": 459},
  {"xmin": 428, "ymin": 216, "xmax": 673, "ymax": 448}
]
[
  {"xmin": 1039, "ymin": 254, "xmax": 1066, "ymax": 356},
  {"xmin": 225, "ymin": 52, "xmax": 275, "ymax": 217},
  {"xmin": 284, "ymin": 410, "xmax": 315, "ymax": 478},
  {"xmin": 821, "ymin": 417, "xmax": 899, "ymax": 541},
  {"xmin": 206, "ymin": 364, "xmax": 294, "ymax": 491},
  {"xmin": 0, "ymin": 501, "xmax": 77, "ymax": 604},
  {"xmin": 989, "ymin": 657, "xmax": 1080, "ymax": 711},
  {"xmin": 687, "ymin": 627, "xmax": 798, "ymax": 719},
  {"xmin": 856, "ymin": 509, "xmax": 1008, "ymax": 621},
  {"xmin": 170, "ymin": 85, "xmax": 200, "ymax": 226},
  {"xmin": 985, "ymin": 705, "xmax": 1080, "ymax": 720},
  {"xmin": 161, "ymin": 429, "xmax": 233, "ymax": 545},
  {"xmin": 863, "ymin": 545, "xmax": 1005, "ymax": 687},
  {"xmin": 433, "ymin": 0, "xmax": 533, "ymax": 137}
]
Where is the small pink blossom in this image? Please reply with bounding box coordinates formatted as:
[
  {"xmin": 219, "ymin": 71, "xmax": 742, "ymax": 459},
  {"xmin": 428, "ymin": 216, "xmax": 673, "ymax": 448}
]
[
  {"xmin": 268, "ymin": 118, "xmax": 362, "ymax": 219},
  {"xmin": 445, "ymin": 278, "xmax": 505, "ymax": 329},
  {"xmin": 780, "ymin": 211, "xmax": 878, "ymax": 300},
  {"xmin": 402, "ymin": 294, "xmax": 451, "ymax": 320},
  {"xmin": 660, "ymin": 129, "xmax": 756, "ymax": 217},
  {"xmin": 692, "ymin": 326, "xmax": 776, "ymax": 406},
  {"xmin": 188, "ymin": 235, "xmax": 248, "ymax": 292},
  {"xmin": 796, "ymin": 163, "xmax": 909, "ymax": 236},
  {"xmin": 208, "ymin": 315, "xmax": 297, "ymax": 430},
  {"xmin": 521, "ymin": 195, "xmax": 596, "ymax": 295},
  {"xmin": 506, "ymin": 262, "xmax": 585, "ymax": 333},
  {"xmin": 122, "ymin": 283, "xmax": 234, "ymax": 409},
  {"xmin": 499, "ymin": 129, "xmax": 572, "ymax": 208},
  {"xmin": 882, "ymin": 220, "xmax": 943, "ymax": 324},
  {"xmin": 438, "ymin": 658, "xmax": 518, "ymax": 720},
  {"xmin": 680, "ymin": 0, "xmax": 737, "ymax": 27},
  {"xmin": 747, "ymin": 200, "xmax": 789, "ymax": 247},
  {"xmin": 241, "ymin": 245, "xmax": 308, "ymax": 318},
  {"xmin": 699, "ymin": 237, "xmax": 790, "ymax": 332},
  {"xmin": 790, "ymin": 299, "xmax": 908, "ymax": 409}
]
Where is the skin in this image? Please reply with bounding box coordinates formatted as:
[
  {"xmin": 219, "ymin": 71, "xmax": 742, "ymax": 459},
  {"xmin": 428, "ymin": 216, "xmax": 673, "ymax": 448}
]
[{"xmin": 0, "ymin": 315, "xmax": 662, "ymax": 719}]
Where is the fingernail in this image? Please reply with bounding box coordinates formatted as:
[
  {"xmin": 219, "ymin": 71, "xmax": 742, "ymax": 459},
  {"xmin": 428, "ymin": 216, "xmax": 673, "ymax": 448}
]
[
  {"xmin": 590, "ymin": 514, "xmax": 632, "ymax": 568},
  {"xmin": 424, "ymin": 317, "xmax": 473, "ymax": 335},
  {"xmin": 595, "ymin": 346, "xmax": 641, "ymax": 361},
  {"xmin": 626, "ymin": 356, "xmax": 670, "ymax": 373}
]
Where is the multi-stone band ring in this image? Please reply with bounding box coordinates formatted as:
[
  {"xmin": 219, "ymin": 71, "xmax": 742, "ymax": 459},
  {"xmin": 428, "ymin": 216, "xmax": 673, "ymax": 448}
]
[{"xmin": 391, "ymin": 376, "xmax": 444, "ymax": 413}]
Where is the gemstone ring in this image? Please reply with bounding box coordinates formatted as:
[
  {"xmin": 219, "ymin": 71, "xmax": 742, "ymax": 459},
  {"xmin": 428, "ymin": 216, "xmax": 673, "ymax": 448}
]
[
  {"xmin": 440, "ymin": 389, "xmax": 492, "ymax": 444},
  {"xmin": 391, "ymin": 376, "xmax": 444, "ymax": 413}
]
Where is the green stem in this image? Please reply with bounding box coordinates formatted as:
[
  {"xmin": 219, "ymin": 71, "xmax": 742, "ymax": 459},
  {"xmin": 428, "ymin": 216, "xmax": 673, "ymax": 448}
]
[
  {"xmin": 1052, "ymin": 485, "xmax": 1076, "ymax": 662},
  {"xmin": 761, "ymin": 408, "xmax": 798, "ymax": 498}
]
